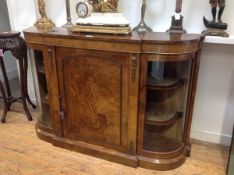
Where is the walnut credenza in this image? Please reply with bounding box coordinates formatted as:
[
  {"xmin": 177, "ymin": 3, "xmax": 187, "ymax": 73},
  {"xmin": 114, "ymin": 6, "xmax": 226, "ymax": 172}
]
[{"xmin": 24, "ymin": 27, "xmax": 204, "ymax": 171}]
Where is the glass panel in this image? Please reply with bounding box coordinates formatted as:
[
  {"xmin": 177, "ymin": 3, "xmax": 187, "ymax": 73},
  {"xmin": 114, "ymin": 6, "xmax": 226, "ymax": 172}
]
[
  {"xmin": 143, "ymin": 60, "xmax": 192, "ymax": 152},
  {"xmin": 34, "ymin": 50, "xmax": 52, "ymax": 128}
]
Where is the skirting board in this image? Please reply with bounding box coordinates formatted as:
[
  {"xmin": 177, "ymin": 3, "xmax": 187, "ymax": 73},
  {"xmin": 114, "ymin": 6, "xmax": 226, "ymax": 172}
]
[{"xmin": 191, "ymin": 129, "xmax": 232, "ymax": 146}]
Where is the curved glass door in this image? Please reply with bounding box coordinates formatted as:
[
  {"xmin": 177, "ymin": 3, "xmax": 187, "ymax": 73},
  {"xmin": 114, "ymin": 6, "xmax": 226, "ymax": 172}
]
[
  {"xmin": 143, "ymin": 60, "xmax": 192, "ymax": 152},
  {"xmin": 34, "ymin": 50, "xmax": 52, "ymax": 128}
]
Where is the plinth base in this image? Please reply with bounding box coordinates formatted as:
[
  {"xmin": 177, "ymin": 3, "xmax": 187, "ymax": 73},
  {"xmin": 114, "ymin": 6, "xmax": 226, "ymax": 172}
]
[
  {"xmin": 132, "ymin": 21, "xmax": 153, "ymax": 34},
  {"xmin": 202, "ymin": 28, "xmax": 229, "ymax": 37},
  {"xmin": 72, "ymin": 25, "xmax": 131, "ymax": 35},
  {"xmin": 167, "ymin": 15, "xmax": 186, "ymax": 34},
  {"xmin": 36, "ymin": 121, "xmax": 190, "ymax": 171}
]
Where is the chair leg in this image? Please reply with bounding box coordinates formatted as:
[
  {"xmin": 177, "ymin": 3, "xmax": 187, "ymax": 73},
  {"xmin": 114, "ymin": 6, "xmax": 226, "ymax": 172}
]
[
  {"xmin": 0, "ymin": 80, "xmax": 8, "ymax": 123},
  {"xmin": 19, "ymin": 59, "xmax": 32, "ymax": 121},
  {"xmin": 23, "ymin": 52, "xmax": 36, "ymax": 109}
]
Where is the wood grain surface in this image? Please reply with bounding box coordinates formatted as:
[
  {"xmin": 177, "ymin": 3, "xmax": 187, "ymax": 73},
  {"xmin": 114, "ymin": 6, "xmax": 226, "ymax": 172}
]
[{"xmin": 0, "ymin": 105, "xmax": 228, "ymax": 175}]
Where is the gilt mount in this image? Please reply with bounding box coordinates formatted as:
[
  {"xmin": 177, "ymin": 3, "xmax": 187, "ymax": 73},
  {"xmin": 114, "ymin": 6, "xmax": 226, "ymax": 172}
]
[{"xmin": 93, "ymin": 0, "xmax": 119, "ymax": 13}]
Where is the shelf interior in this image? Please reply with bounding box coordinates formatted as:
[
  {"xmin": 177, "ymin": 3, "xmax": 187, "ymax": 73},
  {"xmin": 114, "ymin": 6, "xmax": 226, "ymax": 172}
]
[
  {"xmin": 34, "ymin": 50, "xmax": 52, "ymax": 128},
  {"xmin": 143, "ymin": 128, "xmax": 182, "ymax": 152},
  {"xmin": 145, "ymin": 106, "xmax": 183, "ymax": 126},
  {"xmin": 147, "ymin": 76, "xmax": 181, "ymax": 90}
]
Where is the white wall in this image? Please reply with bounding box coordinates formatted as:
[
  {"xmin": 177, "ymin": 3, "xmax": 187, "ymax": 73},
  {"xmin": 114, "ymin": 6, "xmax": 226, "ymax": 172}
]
[
  {"xmin": 0, "ymin": 0, "xmax": 18, "ymax": 80},
  {"xmin": 6, "ymin": 0, "xmax": 234, "ymax": 145},
  {"xmin": 44, "ymin": 0, "xmax": 233, "ymax": 36},
  {"xmin": 192, "ymin": 44, "xmax": 234, "ymax": 146},
  {"xmin": 6, "ymin": 0, "xmax": 37, "ymax": 31},
  {"xmin": 6, "ymin": 0, "xmax": 37, "ymax": 102}
]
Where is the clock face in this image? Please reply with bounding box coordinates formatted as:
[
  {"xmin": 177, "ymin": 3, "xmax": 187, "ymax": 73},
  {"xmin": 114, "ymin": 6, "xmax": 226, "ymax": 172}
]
[{"xmin": 76, "ymin": 2, "xmax": 88, "ymax": 18}]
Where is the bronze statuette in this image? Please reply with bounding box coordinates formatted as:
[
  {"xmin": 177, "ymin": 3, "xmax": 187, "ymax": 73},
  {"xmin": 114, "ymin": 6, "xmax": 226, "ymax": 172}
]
[{"xmin": 203, "ymin": 0, "xmax": 229, "ymax": 37}]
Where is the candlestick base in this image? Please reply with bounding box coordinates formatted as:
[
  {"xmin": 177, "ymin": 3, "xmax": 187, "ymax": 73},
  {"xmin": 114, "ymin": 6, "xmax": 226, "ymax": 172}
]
[{"xmin": 34, "ymin": 17, "xmax": 55, "ymax": 31}]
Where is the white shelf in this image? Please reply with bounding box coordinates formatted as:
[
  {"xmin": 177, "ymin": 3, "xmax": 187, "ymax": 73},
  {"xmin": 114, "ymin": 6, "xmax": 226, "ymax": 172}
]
[{"xmin": 204, "ymin": 35, "xmax": 234, "ymax": 45}]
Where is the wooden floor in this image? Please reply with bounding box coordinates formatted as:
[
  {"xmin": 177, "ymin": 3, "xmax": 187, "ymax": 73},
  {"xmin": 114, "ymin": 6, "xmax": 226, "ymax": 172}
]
[{"xmin": 0, "ymin": 104, "xmax": 229, "ymax": 175}]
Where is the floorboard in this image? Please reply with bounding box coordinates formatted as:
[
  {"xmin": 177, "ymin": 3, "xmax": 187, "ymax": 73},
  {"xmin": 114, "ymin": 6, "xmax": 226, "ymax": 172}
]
[
  {"xmin": 0, "ymin": 105, "xmax": 229, "ymax": 175},
  {"xmin": 0, "ymin": 78, "xmax": 229, "ymax": 175}
]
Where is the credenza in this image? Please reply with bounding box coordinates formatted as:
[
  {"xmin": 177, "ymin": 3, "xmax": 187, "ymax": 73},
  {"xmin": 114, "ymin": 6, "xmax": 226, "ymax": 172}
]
[{"xmin": 24, "ymin": 27, "xmax": 204, "ymax": 170}]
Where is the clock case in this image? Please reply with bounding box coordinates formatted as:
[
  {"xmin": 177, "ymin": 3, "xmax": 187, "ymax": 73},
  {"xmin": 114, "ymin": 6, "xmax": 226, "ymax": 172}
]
[{"xmin": 76, "ymin": 0, "xmax": 93, "ymax": 18}]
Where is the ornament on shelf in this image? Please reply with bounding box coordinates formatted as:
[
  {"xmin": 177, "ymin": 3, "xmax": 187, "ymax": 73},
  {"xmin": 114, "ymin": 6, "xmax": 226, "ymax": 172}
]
[
  {"xmin": 93, "ymin": 0, "xmax": 119, "ymax": 13},
  {"xmin": 34, "ymin": 0, "xmax": 55, "ymax": 31},
  {"xmin": 132, "ymin": 0, "xmax": 152, "ymax": 34},
  {"xmin": 63, "ymin": 0, "xmax": 73, "ymax": 27},
  {"xmin": 202, "ymin": 0, "xmax": 229, "ymax": 37},
  {"xmin": 72, "ymin": 0, "xmax": 131, "ymax": 35},
  {"xmin": 167, "ymin": 0, "xmax": 186, "ymax": 33}
]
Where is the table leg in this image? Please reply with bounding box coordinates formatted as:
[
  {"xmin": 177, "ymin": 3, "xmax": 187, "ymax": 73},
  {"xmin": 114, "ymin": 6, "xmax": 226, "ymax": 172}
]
[
  {"xmin": 0, "ymin": 57, "xmax": 12, "ymax": 111},
  {"xmin": 0, "ymin": 79, "xmax": 8, "ymax": 123},
  {"xmin": 19, "ymin": 58, "xmax": 32, "ymax": 121}
]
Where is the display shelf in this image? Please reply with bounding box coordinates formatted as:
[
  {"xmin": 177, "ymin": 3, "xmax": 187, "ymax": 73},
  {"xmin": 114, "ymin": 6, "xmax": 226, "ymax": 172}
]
[
  {"xmin": 204, "ymin": 35, "xmax": 234, "ymax": 45},
  {"xmin": 33, "ymin": 49, "xmax": 52, "ymax": 128},
  {"xmin": 147, "ymin": 77, "xmax": 181, "ymax": 90},
  {"xmin": 143, "ymin": 130, "xmax": 182, "ymax": 152},
  {"xmin": 145, "ymin": 106, "xmax": 182, "ymax": 126}
]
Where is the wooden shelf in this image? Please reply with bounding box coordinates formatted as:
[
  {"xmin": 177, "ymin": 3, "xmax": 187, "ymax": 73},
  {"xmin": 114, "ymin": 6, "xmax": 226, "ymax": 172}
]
[
  {"xmin": 145, "ymin": 107, "xmax": 183, "ymax": 126},
  {"xmin": 143, "ymin": 131, "xmax": 182, "ymax": 152},
  {"xmin": 147, "ymin": 77, "xmax": 181, "ymax": 90}
]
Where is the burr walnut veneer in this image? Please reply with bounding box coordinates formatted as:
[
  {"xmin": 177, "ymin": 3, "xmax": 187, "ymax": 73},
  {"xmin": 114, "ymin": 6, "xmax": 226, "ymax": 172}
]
[{"xmin": 23, "ymin": 27, "xmax": 204, "ymax": 171}]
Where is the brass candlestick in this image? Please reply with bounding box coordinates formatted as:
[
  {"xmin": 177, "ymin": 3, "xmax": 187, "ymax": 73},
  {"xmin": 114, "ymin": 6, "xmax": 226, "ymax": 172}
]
[
  {"xmin": 34, "ymin": 0, "xmax": 55, "ymax": 30},
  {"xmin": 132, "ymin": 0, "xmax": 152, "ymax": 33},
  {"xmin": 63, "ymin": 0, "xmax": 73, "ymax": 27}
]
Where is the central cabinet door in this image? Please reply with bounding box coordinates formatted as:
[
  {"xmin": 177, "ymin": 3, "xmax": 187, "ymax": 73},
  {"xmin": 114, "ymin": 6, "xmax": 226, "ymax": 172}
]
[{"xmin": 56, "ymin": 48, "xmax": 130, "ymax": 151}]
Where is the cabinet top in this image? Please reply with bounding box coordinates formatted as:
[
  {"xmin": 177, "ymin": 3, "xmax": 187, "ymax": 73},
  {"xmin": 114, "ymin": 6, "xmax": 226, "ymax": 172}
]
[
  {"xmin": 24, "ymin": 27, "xmax": 203, "ymax": 43},
  {"xmin": 143, "ymin": 32, "xmax": 204, "ymax": 44},
  {"xmin": 23, "ymin": 27, "xmax": 142, "ymax": 43},
  {"xmin": 24, "ymin": 27, "xmax": 204, "ymax": 53}
]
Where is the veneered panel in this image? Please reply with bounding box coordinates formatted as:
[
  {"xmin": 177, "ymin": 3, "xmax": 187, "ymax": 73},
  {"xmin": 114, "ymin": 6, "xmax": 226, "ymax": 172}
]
[{"xmin": 62, "ymin": 55, "xmax": 122, "ymax": 146}]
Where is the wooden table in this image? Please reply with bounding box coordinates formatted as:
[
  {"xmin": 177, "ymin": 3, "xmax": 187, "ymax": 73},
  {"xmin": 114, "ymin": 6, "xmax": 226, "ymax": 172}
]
[{"xmin": 0, "ymin": 31, "xmax": 36, "ymax": 123}]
